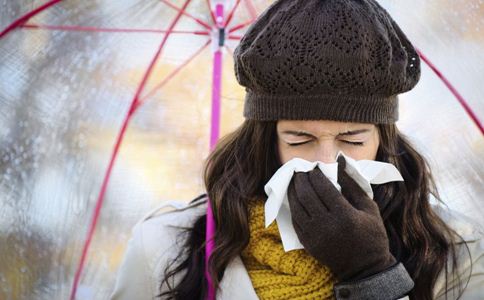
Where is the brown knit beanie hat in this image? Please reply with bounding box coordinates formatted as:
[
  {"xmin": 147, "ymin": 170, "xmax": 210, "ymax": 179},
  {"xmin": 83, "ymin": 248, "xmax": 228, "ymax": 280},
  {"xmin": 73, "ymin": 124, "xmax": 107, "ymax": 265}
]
[{"xmin": 234, "ymin": 0, "xmax": 421, "ymax": 124}]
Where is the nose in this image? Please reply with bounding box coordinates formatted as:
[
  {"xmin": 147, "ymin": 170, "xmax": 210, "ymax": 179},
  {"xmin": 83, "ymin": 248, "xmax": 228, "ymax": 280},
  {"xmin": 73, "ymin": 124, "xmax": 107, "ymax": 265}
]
[{"xmin": 315, "ymin": 141, "xmax": 338, "ymax": 163}]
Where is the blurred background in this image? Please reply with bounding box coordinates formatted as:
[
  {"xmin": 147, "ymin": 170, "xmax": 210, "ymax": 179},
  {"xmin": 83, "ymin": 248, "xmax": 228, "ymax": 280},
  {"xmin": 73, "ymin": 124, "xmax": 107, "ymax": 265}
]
[{"xmin": 0, "ymin": 0, "xmax": 483, "ymax": 299}]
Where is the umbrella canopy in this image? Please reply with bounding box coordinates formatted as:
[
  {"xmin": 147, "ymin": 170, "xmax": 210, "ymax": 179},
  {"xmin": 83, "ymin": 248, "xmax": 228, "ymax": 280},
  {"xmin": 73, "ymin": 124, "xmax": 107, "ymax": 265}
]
[{"xmin": 0, "ymin": 0, "xmax": 483, "ymax": 299}]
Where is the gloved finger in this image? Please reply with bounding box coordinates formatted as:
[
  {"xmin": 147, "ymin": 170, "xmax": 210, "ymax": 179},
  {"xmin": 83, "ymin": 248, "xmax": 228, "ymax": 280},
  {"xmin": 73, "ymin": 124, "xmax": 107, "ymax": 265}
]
[
  {"xmin": 307, "ymin": 167, "xmax": 353, "ymax": 213},
  {"xmin": 291, "ymin": 215, "xmax": 308, "ymax": 241},
  {"xmin": 287, "ymin": 177, "xmax": 311, "ymax": 220},
  {"xmin": 336, "ymin": 155, "xmax": 347, "ymax": 175},
  {"xmin": 292, "ymin": 171, "xmax": 330, "ymax": 216},
  {"xmin": 337, "ymin": 156, "xmax": 368, "ymax": 199},
  {"xmin": 337, "ymin": 156, "xmax": 378, "ymax": 213}
]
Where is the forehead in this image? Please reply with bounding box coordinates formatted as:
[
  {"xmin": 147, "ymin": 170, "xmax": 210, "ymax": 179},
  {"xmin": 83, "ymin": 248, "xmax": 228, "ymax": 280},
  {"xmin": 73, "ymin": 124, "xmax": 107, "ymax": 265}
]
[{"xmin": 277, "ymin": 120, "xmax": 375, "ymax": 133}]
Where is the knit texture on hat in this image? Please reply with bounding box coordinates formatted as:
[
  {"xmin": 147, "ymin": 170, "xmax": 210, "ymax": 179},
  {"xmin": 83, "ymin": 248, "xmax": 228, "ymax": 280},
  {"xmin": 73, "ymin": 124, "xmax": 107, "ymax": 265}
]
[
  {"xmin": 240, "ymin": 199, "xmax": 337, "ymax": 299},
  {"xmin": 234, "ymin": 0, "xmax": 421, "ymax": 123}
]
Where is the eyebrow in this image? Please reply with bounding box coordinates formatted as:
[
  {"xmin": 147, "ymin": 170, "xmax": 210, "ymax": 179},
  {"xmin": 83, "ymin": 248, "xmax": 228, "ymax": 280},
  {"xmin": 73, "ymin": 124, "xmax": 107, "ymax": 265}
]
[{"xmin": 281, "ymin": 129, "xmax": 371, "ymax": 138}]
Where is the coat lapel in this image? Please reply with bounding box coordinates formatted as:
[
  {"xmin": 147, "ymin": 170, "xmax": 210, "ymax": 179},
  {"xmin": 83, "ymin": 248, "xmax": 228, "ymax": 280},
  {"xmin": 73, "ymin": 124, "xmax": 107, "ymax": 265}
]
[{"xmin": 217, "ymin": 256, "xmax": 259, "ymax": 300}]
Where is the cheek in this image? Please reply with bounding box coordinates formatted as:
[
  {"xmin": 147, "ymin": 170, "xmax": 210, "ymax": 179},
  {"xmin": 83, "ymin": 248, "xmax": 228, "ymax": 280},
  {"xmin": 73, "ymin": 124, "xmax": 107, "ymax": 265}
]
[
  {"xmin": 277, "ymin": 140, "xmax": 294, "ymax": 164},
  {"xmin": 342, "ymin": 128, "xmax": 380, "ymax": 161},
  {"xmin": 345, "ymin": 135, "xmax": 379, "ymax": 161},
  {"xmin": 340, "ymin": 144, "xmax": 378, "ymax": 160}
]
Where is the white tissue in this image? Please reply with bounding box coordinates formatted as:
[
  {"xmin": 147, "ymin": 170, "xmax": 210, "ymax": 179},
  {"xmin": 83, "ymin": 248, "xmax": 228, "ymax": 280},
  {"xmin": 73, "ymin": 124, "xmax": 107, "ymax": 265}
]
[{"xmin": 263, "ymin": 150, "xmax": 404, "ymax": 252}]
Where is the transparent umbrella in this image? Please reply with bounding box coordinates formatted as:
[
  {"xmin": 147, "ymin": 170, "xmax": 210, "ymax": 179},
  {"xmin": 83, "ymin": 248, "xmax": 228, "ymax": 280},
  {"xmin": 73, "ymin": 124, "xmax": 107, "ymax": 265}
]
[{"xmin": 0, "ymin": 1, "xmax": 483, "ymax": 299}]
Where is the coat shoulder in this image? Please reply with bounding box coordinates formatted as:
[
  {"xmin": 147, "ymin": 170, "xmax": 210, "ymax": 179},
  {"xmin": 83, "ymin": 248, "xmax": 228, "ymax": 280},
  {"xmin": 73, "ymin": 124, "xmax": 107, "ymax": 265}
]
[
  {"xmin": 135, "ymin": 195, "xmax": 208, "ymax": 267},
  {"xmin": 430, "ymin": 201, "xmax": 484, "ymax": 242},
  {"xmin": 138, "ymin": 195, "xmax": 208, "ymax": 231},
  {"xmin": 110, "ymin": 195, "xmax": 208, "ymax": 300},
  {"xmin": 429, "ymin": 200, "xmax": 484, "ymax": 299}
]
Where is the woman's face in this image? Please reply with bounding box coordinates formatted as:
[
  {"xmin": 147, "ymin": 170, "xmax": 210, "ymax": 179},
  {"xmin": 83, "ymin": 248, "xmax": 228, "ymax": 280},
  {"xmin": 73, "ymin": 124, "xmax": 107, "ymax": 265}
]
[{"xmin": 276, "ymin": 120, "xmax": 380, "ymax": 164}]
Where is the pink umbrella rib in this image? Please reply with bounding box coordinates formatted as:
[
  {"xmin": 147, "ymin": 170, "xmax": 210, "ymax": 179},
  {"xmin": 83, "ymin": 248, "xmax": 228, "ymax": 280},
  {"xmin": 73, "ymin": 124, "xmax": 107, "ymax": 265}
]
[
  {"xmin": 223, "ymin": 0, "xmax": 242, "ymax": 28},
  {"xmin": 160, "ymin": 0, "xmax": 212, "ymax": 30},
  {"xmin": 20, "ymin": 23, "xmax": 209, "ymax": 35},
  {"xmin": 69, "ymin": 0, "xmax": 195, "ymax": 299},
  {"xmin": 139, "ymin": 39, "xmax": 211, "ymax": 104},
  {"xmin": 205, "ymin": 0, "xmax": 218, "ymax": 26},
  {"xmin": 0, "ymin": 0, "xmax": 63, "ymax": 39},
  {"xmin": 417, "ymin": 48, "xmax": 484, "ymax": 136},
  {"xmin": 243, "ymin": 0, "xmax": 258, "ymax": 20},
  {"xmin": 227, "ymin": 0, "xmax": 258, "ymax": 34},
  {"xmin": 228, "ymin": 19, "xmax": 255, "ymax": 34}
]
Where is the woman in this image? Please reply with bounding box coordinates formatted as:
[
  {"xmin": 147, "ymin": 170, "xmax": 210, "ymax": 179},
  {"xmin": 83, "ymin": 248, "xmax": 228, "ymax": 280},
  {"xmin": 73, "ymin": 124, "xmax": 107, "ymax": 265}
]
[{"xmin": 110, "ymin": 0, "xmax": 484, "ymax": 299}]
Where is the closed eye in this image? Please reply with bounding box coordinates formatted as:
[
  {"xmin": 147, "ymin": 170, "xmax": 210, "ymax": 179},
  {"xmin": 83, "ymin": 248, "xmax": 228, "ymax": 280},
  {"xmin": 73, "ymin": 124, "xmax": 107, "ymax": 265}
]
[
  {"xmin": 341, "ymin": 140, "xmax": 364, "ymax": 146},
  {"xmin": 287, "ymin": 140, "xmax": 312, "ymax": 146},
  {"xmin": 287, "ymin": 140, "xmax": 364, "ymax": 146}
]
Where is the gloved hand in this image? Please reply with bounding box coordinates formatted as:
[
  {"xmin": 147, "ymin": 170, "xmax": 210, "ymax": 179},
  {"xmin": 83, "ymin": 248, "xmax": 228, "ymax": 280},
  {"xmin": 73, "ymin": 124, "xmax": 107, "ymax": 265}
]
[{"xmin": 287, "ymin": 155, "xmax": 397, "ymax": 282}]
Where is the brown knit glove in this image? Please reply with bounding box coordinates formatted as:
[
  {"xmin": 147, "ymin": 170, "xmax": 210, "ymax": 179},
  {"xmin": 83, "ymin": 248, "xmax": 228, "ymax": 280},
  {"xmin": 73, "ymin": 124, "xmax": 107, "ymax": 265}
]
[{"xmin": 287, "ymin": 156, "xmax": 397, "ymax": 282}]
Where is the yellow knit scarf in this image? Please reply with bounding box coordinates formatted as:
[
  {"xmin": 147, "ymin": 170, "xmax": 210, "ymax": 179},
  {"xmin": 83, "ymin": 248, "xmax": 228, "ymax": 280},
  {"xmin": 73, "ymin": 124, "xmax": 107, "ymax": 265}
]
[{"xmin": 241, "ymin": 200, "xmax": 338, "ymax": 300}]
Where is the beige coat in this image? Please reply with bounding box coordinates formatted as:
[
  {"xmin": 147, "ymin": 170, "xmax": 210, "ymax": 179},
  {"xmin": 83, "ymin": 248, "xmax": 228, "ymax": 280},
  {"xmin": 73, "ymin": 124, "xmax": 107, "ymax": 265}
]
[{"xmin": 110, "ymin": 200, "xmax": 484, "ymax": 299}]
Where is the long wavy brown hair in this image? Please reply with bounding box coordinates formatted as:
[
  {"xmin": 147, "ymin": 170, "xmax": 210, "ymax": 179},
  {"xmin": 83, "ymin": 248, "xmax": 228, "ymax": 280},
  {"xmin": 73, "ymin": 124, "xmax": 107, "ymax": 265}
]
[{"xmin": 159, "ymin": 119, "xmax": 472, "ymax": 300}]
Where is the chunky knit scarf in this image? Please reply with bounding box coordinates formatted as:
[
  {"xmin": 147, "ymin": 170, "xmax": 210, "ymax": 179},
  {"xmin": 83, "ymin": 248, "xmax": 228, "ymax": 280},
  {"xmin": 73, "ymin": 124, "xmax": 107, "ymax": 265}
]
[{"xmin": 240, "ymin": 200, "xmax": 338, "ymax": 300}]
